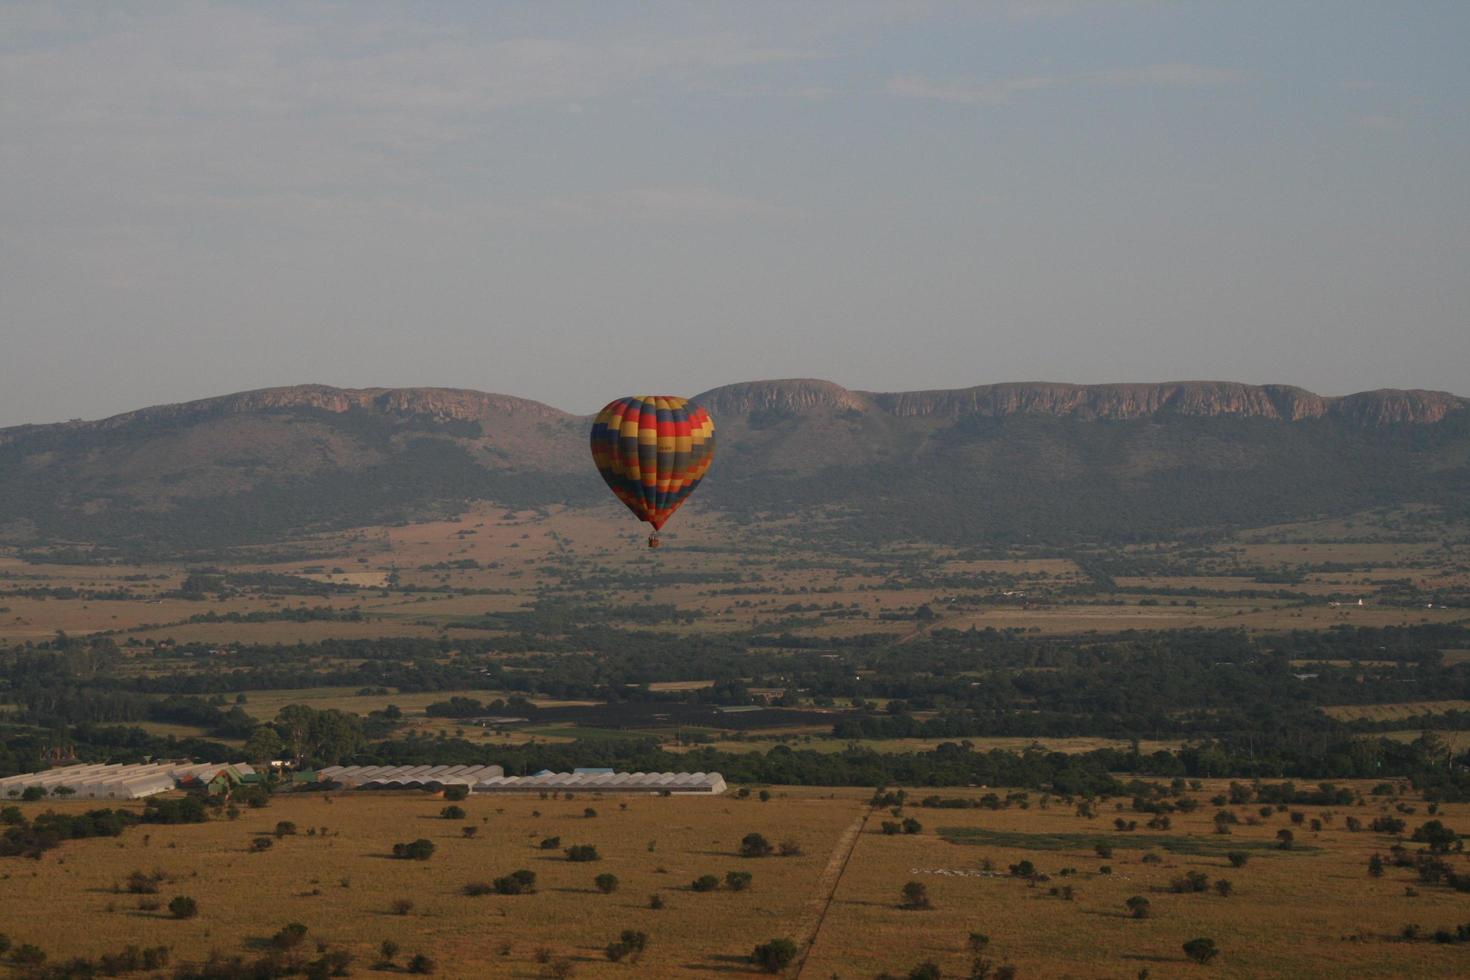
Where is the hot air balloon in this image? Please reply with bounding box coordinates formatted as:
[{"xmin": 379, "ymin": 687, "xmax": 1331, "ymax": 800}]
[{"xmin": 589, "ymin": 395, "xmax": 715, "ymax": 547}]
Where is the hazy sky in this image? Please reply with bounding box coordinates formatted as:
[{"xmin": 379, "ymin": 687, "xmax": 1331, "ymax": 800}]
[{"xmin": 3, "ymin": 2, "xmax": 1467, "ymax": 426}]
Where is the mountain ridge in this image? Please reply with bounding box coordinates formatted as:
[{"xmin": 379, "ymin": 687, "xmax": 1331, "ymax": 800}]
[
  {"xmin": 2, "ymin": 378, "xmax": 1466, "ymax": 556},
  {"xmin": 5, "ymin": 378, "xmax": 1462, "ymax": 439}
]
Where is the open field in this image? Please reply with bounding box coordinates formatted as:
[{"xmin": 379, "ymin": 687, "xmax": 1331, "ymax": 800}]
[
  {"xmin": 2, "ymin": 783, "xmax": 1468, "ymax": 977},
  {"xmin": 1323, "ymin": 701, "xmax": 1470, "ymax": 723}
]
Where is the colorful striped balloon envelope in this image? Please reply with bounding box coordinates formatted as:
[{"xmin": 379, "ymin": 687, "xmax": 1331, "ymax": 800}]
[{"xmin": 589, "ymin": 395, "xmax": 715, "ymax": 546}]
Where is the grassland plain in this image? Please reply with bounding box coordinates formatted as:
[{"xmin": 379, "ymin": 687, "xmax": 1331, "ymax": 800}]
[{"xmin": 2, "ymin": 784, "xmax": 1468, "ymax": 978}]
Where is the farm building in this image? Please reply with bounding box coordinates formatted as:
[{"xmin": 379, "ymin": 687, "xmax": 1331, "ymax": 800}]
[
  {"xmin": 472, "ymin": 770, "xmax": 727, "ymax": 795},
  {"xmin": 0, "ymin": 762, "xmax": 254, "ymax": 801},
  {"xmin": 314, "ymin": 764, "xmax": 504, "ymax": 789},
  {"xmin": 313, "ymin": 764, "xmax": 726, "ymax": 795}
]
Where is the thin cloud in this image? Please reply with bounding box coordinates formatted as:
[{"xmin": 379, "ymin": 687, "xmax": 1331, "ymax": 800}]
[
  {"xmin": 888, "ymin": 62, "xmax": 1244, "ymax": 105},
  {"xmin": 544, "ymin": 186, "xmax": 795, "ymax": 222}
]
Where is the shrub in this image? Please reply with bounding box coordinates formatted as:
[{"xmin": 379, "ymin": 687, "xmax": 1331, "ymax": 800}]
[
  {"xmin": 126, "ymin": 869, "xmax": 162, "ymax": 894},
  {"xmin": 463, "ymin": 881, "xmax": 494, "ymax": 896},
  {"xmin": 274, "ymin": 821, "xmax": 297, "ymax": 838},
  {"xmin": 967, "ymin": 933, "xmax": 990, "ymax": 953},
  {"xmin": 1275, "ymin": 830, "xmax": 1294, "ymax": 851},
  {"xmin": 1127, "ymin": 896, "xmax": 1151, "ymax": 919},
  {"xmin": 250, "ymin": 837, "xmax": 273, "ymax": 852},
  {"xmin": 168, "ymin": 895, "xmax": 199, "ymax": 919},
  {"xmin": 1368, "ymin": 854, "xmax": 1384, "ymax": 877},
  {"xmin": 740, "ymin": 833, "xmax": 774, "ymax": 857},
  {"xmin": 1226, "ymin": 852, "xmax": 1249, "ymax": 868},
  {"xmin": 1171, "ymin": 871, "xmax": 1210, "ymax": 894},
  {"xmin": 901, "ymin": 880, "xmax": 931, "ymax": 910},
  {"xmin": 692, "ymin": 874, "xmax": 721, "ymax": 893},
  {"xmin": 649, "ymin": 893, "xmax": 665, "ymax": 909},
  {"xmin": 726, "ymin": 870, "xmax": 753, "ymax": 892},
  {"xmin": 462, "ymin": 826, "xmax": 478, "ymax": 839},
  {"xmin": 1214, "ymin": 879, "xmax": 1233, "ymax": 897},
  {"xmin": 440, "ymin": 805, "xmax": 465, "ymax": 820},
  {"xmin": 391, "ymin": 898, "xmax": 414, "ymax": 915},
  {"xmin": 1182, "ymin": 938, "xmax": 1219, "ymax": 965},
  {"xmin": 584, "ymin": 807, "xmax": 598, "ymax": 819},
  {"xmin": 493, "ymin": 870, "xmax": 537, "ymax": 895},
  {"xmin": 565, "ymin": 844, "xmax": 600, "ymax": 862},
  {"xmin": 902, "ymin": 818, "xmax": 922, "ymax": 835},
  {"xmin": 407, "ymin": 953, "xmax": 436, "ymax": 974},
  {"xmin": 1094, "ymin": 843, "xmax": 1113, "ymax": 859},
  {"xmin": 1009, "ymin": 860, "xmax": 1035, "ymax": 879},
  {"xmin": 540, "ymin": 836, "xmax": 562, "ymax": 850},
  {"xmin": 779, "ymin": 839, "xmax": 803, "ymax": 856},
  {"xmin": 752, "ymin": 938, "xmax": 798, "ymax": 974},
  {"xmin": 13, "ymin": 944, "xmax": 46, "ymax": 966},
  {"xmin": 605, "ymin": 930, "xmax": 648, "ymax": 964},
  {"xmin": 442, "ymin": 785, "xmax": 469, "ymax": 801},
  {"xmin": 379, "ymin": 941, "xmax": 400, "ymax": 965},
  {"xmin": 0, "ymin": 934, "xmax": 10, "ymax": 956},
  {"xmin": 393, "ymin": 839, "xmax": 435, "ymax": 861},
  {"xmin": 595, "ymin": 873, "xmax": 619, "ymax": 894},
  {"xmin": 272, "ymin": 923, "xmax": 308, "ymax": 950}
]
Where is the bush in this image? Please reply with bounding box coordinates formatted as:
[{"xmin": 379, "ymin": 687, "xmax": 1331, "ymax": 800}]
[
  {"xmin": 379, "ymin": 940, "xmax": 400, "ymax": 965},
  {"xmin": 595, "ymin": 873, "xmax": 619, "ymax": 894},
  {"xmin": 391, "ymin": 898, "xmax": 414, "ymax": 915},
  {"xmin": 272, "ymin": 923, "xmax": 308, "ymax": 950},
  {"xmin": 540, "ymin": 836, "xmax": 562, "ymax": 849},
  {"xmin": 902, "ymin": 818, "xmax": 922, "ymax": 835},
  {"xmin": 692, "ymin": 874, "xmax": 721, "ymax": 893},
  {"xmin": 1226, "ymin": 852, "xmax": 1249, "ymax": 868},
  {"xmin": 440, "ymin": 805, "xmax": 465, "ymax": 820},
  {"xmin": 1182, "ymin": 938, "xmax": 1219, "ymax": 965},
  {"xmin": 493, "ymin": 870, "xmax": 537, "ymax": 895},
  {"xmin": 168, "ymin": 895, "xmax": 199, "ymax": 919},
  {"xmin": 740, "ymin": 833, "xmax": 774, "ymax": 857},
  {"xmin": 881, "ymin": 821, "xmax": 902, "ymax": 835},
  {"xmin": 649, "ymin": 893, "xmax": 665, "ymax": 910},
  {"xmin": 0, "ymin": 934, "xmax": 10, "ymax": 956},
  {"xmin": 463, "ymin": 881, "xmax": 494, "ymax": 896},
  {"xmin": 13, "ymin": 944, "xmax": 46, "ymax": 966},
  {"xmin": 392, "ymin": 839, "xmax": 435, "ymax": 861},
  {"xmin": 908, "ymin": 964, "xmax": 941, "ymax": 980},
  {"xmin": 462, "ymin": 826, "xmax": 478, "ymax": 839},
  {"xmin": 752, "ymin": 938, "xmax": 798, "ymax": 973},
  {"xmin": 584, "ymin": 807, "xmax": 598, "ymax": 819},
  {"xmin": 408, "ymin": 953, "xmax": 436, "ymax": 974},
  {"xmin": 605, "ymin": 930, "xmax": 648, "ymax": 964},
  {"xmin": 901, "ymin": 881, "xmax": 931, "ymax": 910},
  {"xmin": 726, "ymin": 870, "xmax": 753, "ymax": 892},
  {"xmin": 778, "ymin": 839, "xmax": 803, "ymax": 856},
  {"xmin": 251, "ymin": 837, "xmax": 273, "ymax": 852},
  {"xmin": 566, "ymin": 844, "xmax": 600, "ymax": 862},
  {"xmin": 1127, "ymin": 896, "xmax": 1150, "ymax": 919},
  {"xmin": 442, "ymin": 785, "xmax": 469, "ymax": 801},
  {"xmin": 274, "ymin": 821, "xmax": 297, "ymax": 838}
]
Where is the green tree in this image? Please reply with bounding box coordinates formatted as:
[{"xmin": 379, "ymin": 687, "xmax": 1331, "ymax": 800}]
[
  {"xmin": 752, "ymin": 938, "xmax": 798, "ymax": 974},
  {"xmin": 1183, "ymin": 938, "xmax": 1219, "ymax": 965},
  {"xmin": 244, "ymin": 726, "xmax": 283, "ymax": 766}
]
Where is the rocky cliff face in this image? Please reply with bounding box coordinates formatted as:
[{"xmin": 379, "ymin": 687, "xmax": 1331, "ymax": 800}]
[
  {"xmin": 89, "ymin": 385, "xmax": 571, "ymax": 430},
  {"xmin": 692, "ymin": 379, "xmax": 1462, "ymax": 426}
]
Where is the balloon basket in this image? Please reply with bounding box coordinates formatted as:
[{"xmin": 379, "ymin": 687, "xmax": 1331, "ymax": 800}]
[{"xmin": 647, "ymin": 535, "xmax": 661, "ymax": 549}]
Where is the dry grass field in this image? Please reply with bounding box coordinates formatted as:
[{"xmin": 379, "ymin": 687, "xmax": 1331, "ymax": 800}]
[{"xmin": 3, "ymin": 783, "xmax": 1468, "ymax": 978}]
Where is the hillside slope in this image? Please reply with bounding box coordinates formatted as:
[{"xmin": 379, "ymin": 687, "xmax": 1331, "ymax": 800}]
[{"xmin": 1, "ymin": 380, "xmax": 1465, "ymax": 555}]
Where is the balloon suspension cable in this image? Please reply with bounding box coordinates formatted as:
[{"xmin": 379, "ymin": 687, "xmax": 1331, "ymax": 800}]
[{"xmin": 647, "ymin": 533, "xmax": 661, "ymax": 549}]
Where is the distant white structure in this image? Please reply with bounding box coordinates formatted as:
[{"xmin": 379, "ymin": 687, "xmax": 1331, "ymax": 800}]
[
  {"xmin": 316, "ymin": 764, "xmax": 503, "ymax": 789},
  {"xmin": 0, "ymin": 762, "xmax": 253, "ymax": 801},
  {"xmin": 315, "ymin": 764, "xmax": 724, "ymax": 794},
  {"xmin": 472, "ymin": 770, "xmax": 727, "ymax": 795}
]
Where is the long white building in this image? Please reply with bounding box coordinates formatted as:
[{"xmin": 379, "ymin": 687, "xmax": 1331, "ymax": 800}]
[{"xmin": 0, "ymin": 762, "xmax": 253, "ymax": 801}]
